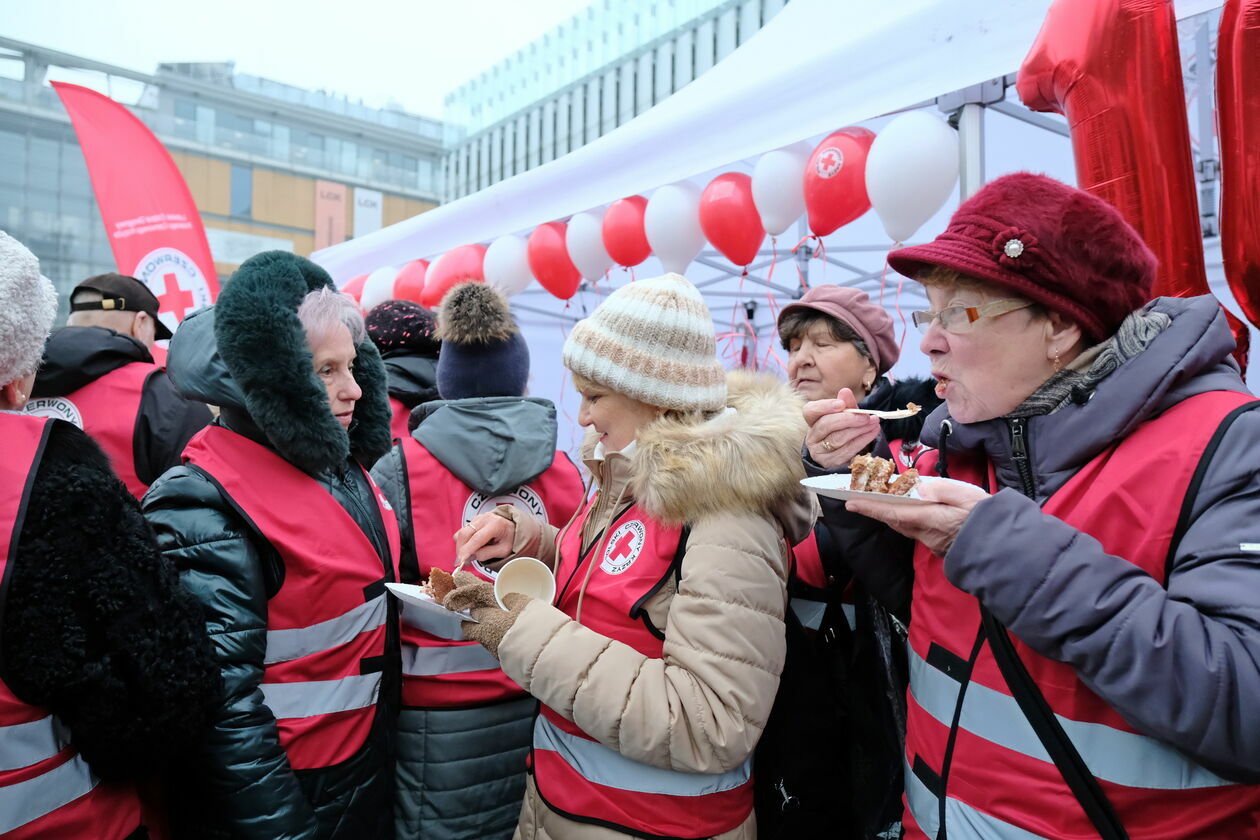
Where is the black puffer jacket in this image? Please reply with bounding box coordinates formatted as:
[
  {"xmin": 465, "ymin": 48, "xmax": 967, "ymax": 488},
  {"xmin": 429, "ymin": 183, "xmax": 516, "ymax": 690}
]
[
  {"xmin": 1, "ymin": 419, "xmax": 219, "ymax": 785},
  {"xmin": 141, "ymin": 252, "xmax": 398, "ymax": 840}
]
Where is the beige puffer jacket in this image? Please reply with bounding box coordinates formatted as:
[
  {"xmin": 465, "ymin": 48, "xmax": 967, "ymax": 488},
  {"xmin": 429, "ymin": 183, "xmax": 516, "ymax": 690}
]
[{"xmin": 496, "ymin": 372, "xmax": 816, "ymax": 840}]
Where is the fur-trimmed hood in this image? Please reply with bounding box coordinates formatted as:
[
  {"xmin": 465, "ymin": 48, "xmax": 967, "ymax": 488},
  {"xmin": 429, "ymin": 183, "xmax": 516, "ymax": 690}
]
[
  {"xmin": 627, "ymin": 370, "xmax": 813, "ymax": 540},
  {"xmin": 167, "ymin": 251, "xmax": 391, "ymax": 474}
]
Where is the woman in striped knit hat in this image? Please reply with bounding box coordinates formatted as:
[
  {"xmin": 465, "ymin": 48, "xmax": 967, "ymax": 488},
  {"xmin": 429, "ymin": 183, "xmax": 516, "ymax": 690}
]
[{"xmin": 445, "ymin": 273, "xmax": 815, "ymax": 840}]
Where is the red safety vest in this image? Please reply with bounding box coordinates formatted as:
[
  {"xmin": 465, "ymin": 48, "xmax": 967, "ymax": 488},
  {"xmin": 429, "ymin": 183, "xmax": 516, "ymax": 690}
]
[
  {"xmin": 396, "ymin": 434, "xmax": 583, "ymax": 708},
  {"xmin": 0, "ymin": 414, "xmax": 143, "ymax": 839},
  {"xmin": 902, "ymin": 391, "xmax": 1260, "ymax": 840},
  {"xmin": 388, "ymin": 396, "xmax": 410, "ymax": 443},
  {"xmin": 183, "ymin": 425, "xmax": 400, "ymax": 770},
  {"xmin": 22, "ymin": 362, "xmax": 154, "ymax": 498},
  {"xmin": 531, "ymin": 498, "xmax": 754, "ymax": 839}
]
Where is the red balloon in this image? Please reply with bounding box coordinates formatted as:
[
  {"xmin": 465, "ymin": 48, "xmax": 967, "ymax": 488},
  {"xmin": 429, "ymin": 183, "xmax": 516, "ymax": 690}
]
[
  {"xmin": 803, "ymin": 127, "xmax": 876, "ymax": 236},
  {"xmin": 341, "ymin": 273, "xmax": 369, "ymax": 302},
  {"xmin": 528, "ymin": 222, "xmax": 582, "ymax": 300},
  {"xmin": 1218, "ymin": 0, "xmax": 1260, "ymax": 333},
  {"xmin": 1020, "ymin": 0, "xmax": 1250, "ymax": 366},
  {"xmin": 699, "ymin": 173, "xmax": 764, "ymax": 267},
  {"xmin": 392, "ymin": 259, "xmax": 429, "ymax": 304},
  {"xmin": 601, "ymin": 196, "xmax": 652, "ymax": 267},
  {"xmin": 422, "ymin": 245, "xmax": 486, "ymax": 308}
]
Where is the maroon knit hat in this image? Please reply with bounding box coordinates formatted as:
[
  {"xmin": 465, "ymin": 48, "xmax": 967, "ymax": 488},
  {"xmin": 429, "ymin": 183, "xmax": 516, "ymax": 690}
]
[
  {"xmin": 888, "ymin": 172, "xmax": 1156, "ymax": 341},
  {"xmin": 777, "ymin": 285, "xmax": 899, "ymax": 374},
  {"xmin": 365, "ymin": 300, "xmax": 440, "ymax": 358}
]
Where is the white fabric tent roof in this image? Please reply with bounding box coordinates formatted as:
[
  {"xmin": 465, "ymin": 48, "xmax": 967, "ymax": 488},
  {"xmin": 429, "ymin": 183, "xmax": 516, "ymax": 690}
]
[
  {"xmin": 313, "ymin": 0, "xmax": 1066, "ymax": 279},
  {"xmin": 310, "ymin": 0, "xmax": 1239, "ymax": 454}
]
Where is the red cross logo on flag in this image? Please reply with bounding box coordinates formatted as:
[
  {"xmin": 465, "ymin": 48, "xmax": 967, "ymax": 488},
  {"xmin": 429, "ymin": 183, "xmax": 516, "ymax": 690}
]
[{"xmin": 158, "ymin": 272, "xmax": 196, "ymax": 320}]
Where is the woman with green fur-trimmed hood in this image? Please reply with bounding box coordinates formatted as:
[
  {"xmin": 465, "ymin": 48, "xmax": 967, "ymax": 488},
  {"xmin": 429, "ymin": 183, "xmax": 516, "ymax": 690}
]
[{"xmin": 142, "ymin": 251, "xmax": 402, "ymax": 840}]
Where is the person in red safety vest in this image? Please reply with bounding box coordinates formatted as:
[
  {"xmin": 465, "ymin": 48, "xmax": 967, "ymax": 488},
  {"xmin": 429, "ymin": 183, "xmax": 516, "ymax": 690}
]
[
  {"xmin": 371, "ymin": 281, "xmax": 584, "ymax": 840},
  {"xmin": 808, "ymin": 173, "xmax": 1260, "ymax": 839},
  {"xmin": 24, "ymin": 273, "xmax": 211, "ymax": 498},
  {"xmin": 142, "ymin": 252, "xmax": 401, "ymax": 840},
  {"xmin": 364, "ymin": 299, "xmax": 441, "ymax": 442},
  {"xmin": 772, "ymin": 284, "xmax": 942, "ymax": 838},
  {"xmin": 0, "ymin": 230, "xmax": 218, "ymax": 840},
  {"xmin": 444, "ymin": 273, "xmax": 815, "ymax": 840}
]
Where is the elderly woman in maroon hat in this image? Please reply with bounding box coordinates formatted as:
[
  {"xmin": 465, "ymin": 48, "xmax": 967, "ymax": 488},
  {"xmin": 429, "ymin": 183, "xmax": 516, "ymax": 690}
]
[{"xmin": 808, "ymin": 172, "xmax": 1260, "ymax": 840}]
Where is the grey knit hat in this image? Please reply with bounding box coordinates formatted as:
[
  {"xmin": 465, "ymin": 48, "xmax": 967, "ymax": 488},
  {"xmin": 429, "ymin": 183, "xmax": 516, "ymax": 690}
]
[
  {"xmin": 0, "ymin": 231, "xmax": 57, "ymax": 384},
  {"xmin": 563, "ymin": 273, "xmax": 725, "ymax": 412}
]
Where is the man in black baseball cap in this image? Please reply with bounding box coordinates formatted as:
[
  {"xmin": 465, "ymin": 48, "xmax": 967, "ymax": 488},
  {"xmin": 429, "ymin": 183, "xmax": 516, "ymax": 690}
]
[
  {"xmin": 68, "ymin": 272, "xmax": 174, "ymax": 342},
  {"xmin": 25, "ymin": 271, "xmax": 209, "ymax": 497}
]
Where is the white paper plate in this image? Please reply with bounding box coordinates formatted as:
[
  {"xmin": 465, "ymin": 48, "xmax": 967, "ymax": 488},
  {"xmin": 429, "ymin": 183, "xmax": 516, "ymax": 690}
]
[
  {"xmin": 801, "ymin": 473, "xmax": 939, "ymax": 504},
  {"xmin": 387, "ymin": 582, "xmax": 479, "ymax": 641}
]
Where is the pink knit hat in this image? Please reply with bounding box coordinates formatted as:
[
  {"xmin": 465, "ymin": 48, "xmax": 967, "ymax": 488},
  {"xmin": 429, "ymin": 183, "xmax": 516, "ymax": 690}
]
[{"xmin": 777, "ymin": 285, "xmax": 899, "ymax": 374}]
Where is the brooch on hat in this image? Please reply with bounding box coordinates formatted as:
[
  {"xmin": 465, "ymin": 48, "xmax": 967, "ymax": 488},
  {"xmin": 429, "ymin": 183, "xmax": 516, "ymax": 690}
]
[{"xmin": 993, "ymin": 227, "xmax": 1040, "ymax": 271}]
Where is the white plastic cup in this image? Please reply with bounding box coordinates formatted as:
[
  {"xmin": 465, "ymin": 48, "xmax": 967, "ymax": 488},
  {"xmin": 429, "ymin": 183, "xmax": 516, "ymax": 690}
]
[{"xmin": 493, "ymin": 557, "xmax": 556, "ymax": 609}]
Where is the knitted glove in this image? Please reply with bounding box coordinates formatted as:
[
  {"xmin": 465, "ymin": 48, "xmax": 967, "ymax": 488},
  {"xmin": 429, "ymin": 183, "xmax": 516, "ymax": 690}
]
[{"xmin": 443, "ymin": 574, "xmax": 530, "ymax": 658}]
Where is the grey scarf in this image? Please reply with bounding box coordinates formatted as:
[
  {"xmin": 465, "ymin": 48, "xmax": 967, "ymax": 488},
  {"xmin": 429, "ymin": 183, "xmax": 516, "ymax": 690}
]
[{"xmin": 1006, "ymin": 306, "xmax": 1172, "ymax": 419}]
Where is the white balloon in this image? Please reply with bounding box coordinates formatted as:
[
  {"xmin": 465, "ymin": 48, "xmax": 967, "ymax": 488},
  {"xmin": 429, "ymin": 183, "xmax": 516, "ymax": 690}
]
[
  {"xmin": 565, "ymin": 210, "xmax": 613, "ymax": 281},
  {"xmin": 645, "ymin": 182, "xmax": 705, "ymax": 276},
  {"xmin": 360, "ymin": 265, "xmax": 399, "ymax": 311},
  {"xmin": 752, "ymin": 143, "xmax": 810, "ymax": 236},
  {"xmin": 865, "ymin": 111, "xmax": 960, "ymax": 243},
  {"xmin": 483, "ymin": 234, "xmax": 533, "ymax": 297}
]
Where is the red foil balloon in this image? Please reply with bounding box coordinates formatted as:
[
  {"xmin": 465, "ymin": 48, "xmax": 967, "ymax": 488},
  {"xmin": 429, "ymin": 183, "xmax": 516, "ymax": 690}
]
[
  {"xmin": 422, "ymin": 244, "xmax": 486, "ymax": 308},
  {"xmin": 341, "ymin": 273, "xmax": 369, "ymax": 303},
  {"xmin": 803, "ymin": 127, "xmax": 876, "ymax": 237},
  {"xmin": 392, "ymin": 259, "xmax": 429, "ymax": 305},
  {"xmin": 528, "ymin": 222, "xmax": 582, "ymax": 300},
  {"xmin": 1018, "ymin": 0, "xmax": 1208, "ymax": 299},
  {"xmin": 699, "ymin": 173, "xmax": 764, "ymax": 267},
  {"xmin": 601, "ymin": 196, "xmax": 652, "ymax": 267},
  {"xmin": 1020, "ymin": 0, "xmax": 1250, "ymax": 365},
  {"xmin": 1218, "ymin": 0, "xmax": 1260, "ymax": 331}
]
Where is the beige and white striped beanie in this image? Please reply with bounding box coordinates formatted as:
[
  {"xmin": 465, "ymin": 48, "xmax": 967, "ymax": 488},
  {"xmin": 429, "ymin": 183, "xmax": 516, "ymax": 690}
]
[{"xmin": 563, "ymin": 273, "xmax": 726, "ymax": 412}]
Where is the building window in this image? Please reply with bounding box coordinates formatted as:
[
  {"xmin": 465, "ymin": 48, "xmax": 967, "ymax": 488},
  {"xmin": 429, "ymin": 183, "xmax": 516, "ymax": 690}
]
[{"xmin": 230, "ymin": 165, "xmax": 252, "ymax": 218}]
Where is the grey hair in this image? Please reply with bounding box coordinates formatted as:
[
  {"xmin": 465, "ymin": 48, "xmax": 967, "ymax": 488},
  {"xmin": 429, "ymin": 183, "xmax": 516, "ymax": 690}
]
[{"xmin": 297, "ymin": 287, "xmax": 366, "ymax": 346}]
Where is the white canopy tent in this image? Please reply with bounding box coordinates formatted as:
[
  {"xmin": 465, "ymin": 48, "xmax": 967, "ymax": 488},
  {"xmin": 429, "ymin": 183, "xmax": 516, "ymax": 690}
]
[{"xmin": 312, "ymin": 0, "xmax": 1246, "ymax": 454}]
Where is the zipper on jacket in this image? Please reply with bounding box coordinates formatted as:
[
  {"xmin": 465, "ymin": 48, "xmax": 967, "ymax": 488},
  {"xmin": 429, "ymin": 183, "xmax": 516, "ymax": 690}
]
[{"xmin": 1008, "ymin": 418, "xmax": 1036, "ymax": 498}]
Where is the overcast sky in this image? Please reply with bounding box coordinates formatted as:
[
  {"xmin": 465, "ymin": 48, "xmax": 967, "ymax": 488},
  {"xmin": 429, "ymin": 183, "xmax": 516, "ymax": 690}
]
[{"xmin": 3, "ymin": 0, "xmax": 593, "ymax": 118}]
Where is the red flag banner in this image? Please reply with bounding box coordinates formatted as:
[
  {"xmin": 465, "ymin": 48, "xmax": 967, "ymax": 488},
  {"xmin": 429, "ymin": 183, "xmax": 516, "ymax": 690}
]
[{"xmin": 53, "ymin": 82, "xmax": 219, "ymax": 334}]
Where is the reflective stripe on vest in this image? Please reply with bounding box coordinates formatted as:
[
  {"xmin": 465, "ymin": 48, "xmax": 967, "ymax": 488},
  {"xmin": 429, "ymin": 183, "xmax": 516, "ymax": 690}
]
[
  {"xmin": 264, "ymin": 594, "xmax": 388, "ymax": 665},
  {"xmin": 908, "ymin": 645, "xmax": 1233, "ymax": 791},
  {"xmin": 261, "ymin": 672, "xmax": 382, "ymax": 720},
  {"xmin": 0, "ymin": 753, "xmax": 97, "ymax": 835},
  {"xmin": 401, "ymin": 633, "xmax": 500, "ymax": 676},
  {"xmin": 905, "ymin": 758, "xmax": 1052, "ymax": 840},
  {"xmin": 0, "ymin": 413, "xmax": 141, "ymax": 838},
  {"xmin": 533, "ymin": 501, "xmax": 753, "ymax": 838},
  {"xmin": 397, "ymin": 434, "xmax": 584, "ymax": 708},
  {"xmin": 183, "ymin": 425, "xmax": 400, "ymax": 770},
  {"xmin": 902, "ymin": 391, "xmax": 1260, "ymax": 840},
  {"xmin": 534, "ymin": 714, "xmax": 751, "ymax": 797},
  {"xmin": 0, "ymin": 714, "xmax": 70, "ymax": 771}
]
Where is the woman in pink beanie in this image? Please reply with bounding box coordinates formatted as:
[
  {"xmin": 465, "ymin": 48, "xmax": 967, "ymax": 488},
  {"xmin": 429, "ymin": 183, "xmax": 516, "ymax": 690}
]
[
  {"xmin": 814, "ymin": 172, "xmax": 1260, "ymax": 839},
  {"xmin": 442, "ymin": 273, "xmax": 815, "ymax": 840}
]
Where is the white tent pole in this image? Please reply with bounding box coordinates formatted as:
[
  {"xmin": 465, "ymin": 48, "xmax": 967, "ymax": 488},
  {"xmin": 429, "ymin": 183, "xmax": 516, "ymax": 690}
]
[{"xmin": 958, "ymin": 102, "xmax": 986, "ymax": 200}]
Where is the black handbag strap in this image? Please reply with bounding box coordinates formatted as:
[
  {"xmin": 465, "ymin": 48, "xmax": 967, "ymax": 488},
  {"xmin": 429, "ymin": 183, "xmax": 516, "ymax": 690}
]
[
  {"xmin": 1164, "ymin": 399, "xmax": 1260, "ymax": 583},
  {"xmin": 980, "ymin": 607, "xmax": 1128, "ymax": 840}
]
